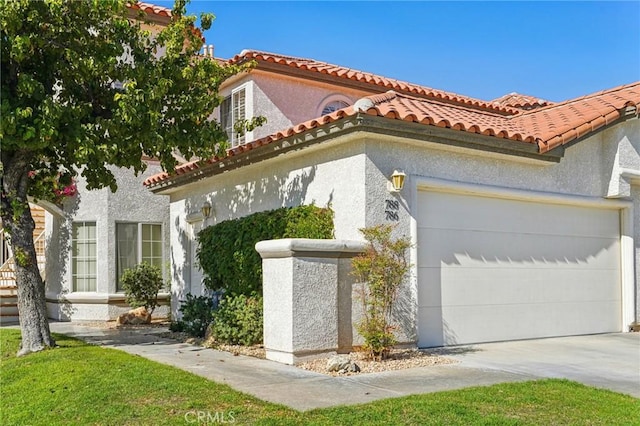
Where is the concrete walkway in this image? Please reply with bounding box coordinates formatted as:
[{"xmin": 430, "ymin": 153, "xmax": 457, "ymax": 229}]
[{"xmin": 42, "ymin": 323, "xmax": 640, "ymax": 411}]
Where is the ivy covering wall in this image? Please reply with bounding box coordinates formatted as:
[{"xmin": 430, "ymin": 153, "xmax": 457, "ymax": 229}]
[{"xmin": 197, "ymin": 205, "xmax": 334, "ymax": 296}]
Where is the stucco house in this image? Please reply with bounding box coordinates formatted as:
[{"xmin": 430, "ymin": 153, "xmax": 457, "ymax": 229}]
[
  {"xmin": 43, "ymin": 3, "xmax": 175, "ymax": 321},
  {"xmin": 144, "ymin": 49, "xmax": 640, "ymax": 358},
  {"xmin": 0, "ymin": 2, "xmax": 175, "ymax": 322}
]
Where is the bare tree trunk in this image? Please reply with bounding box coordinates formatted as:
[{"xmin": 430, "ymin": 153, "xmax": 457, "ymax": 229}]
[
  {"xmin": 1, "ymin": 151, "xmax": 55, "ymax": 356},
  {"xmin": 13, "ymin": 214, "xmax": 55, "ymax": 356}
]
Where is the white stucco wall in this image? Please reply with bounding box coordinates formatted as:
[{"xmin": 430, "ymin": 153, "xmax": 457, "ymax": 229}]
[
  {"xmin": 45, "ymin": 162, "xmax": 170, "ymax": 321},
  {"xmin": 362, "ymin": 117, "xmax": 640, "ymax": 336},
  {"xmin": 604, "ymin": 119, "xmax": 640, "ymax": 198},
  {"xmin": 250, "ymin": 72, "xmax": 368, "ymax": 139},
  {"xmin": 167, "ymin": 135, "xmax": 367, "ymax": 317},
  {"xmin": 166, "ymin": 115, "xmax": 639, "ymax": 338},
  {"xmin": 217, "ymin": 71, "xmax": 371, "ymax": 142}
]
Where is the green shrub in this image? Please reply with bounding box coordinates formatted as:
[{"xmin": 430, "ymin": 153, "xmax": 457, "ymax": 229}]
[
  {"xmin": 170, "ymin": 294, "xmax": 214, "ymax": 338},
  {"xmin": 210, "ymin": 294, "xmax": 263, "ymax": 346},
  {"xmin": 352, "ymin": 225, "xmax": 411, "ymax": 360},
  {"xmin": 197, "ymin": 204, "xmax": 334, "ymax": 296},
  {"xmin": 120, "ymin": 263, "xmax": 164, "ymax": 314}
]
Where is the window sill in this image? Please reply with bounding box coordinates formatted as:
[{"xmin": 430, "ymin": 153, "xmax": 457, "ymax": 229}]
[{"xmin": 46, "ymin": 292, "xmax": 171, "ymax": 304}]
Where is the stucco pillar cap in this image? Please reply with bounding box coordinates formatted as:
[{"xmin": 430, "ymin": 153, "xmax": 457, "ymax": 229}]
[{"xmin": 255, "ymin": 238, "xmax": 367, "ymax": 259}]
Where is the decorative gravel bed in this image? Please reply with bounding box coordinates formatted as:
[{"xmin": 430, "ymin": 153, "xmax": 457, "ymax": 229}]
[
  {"xmin": 159, "ymin": 329, "xmax": 456, "ymax": 375},
  {"xmin": 298, "ymin": 349, "xmax": 456, "ymax": 376},
  {"xmin": 79, "ymin": 321, "xmax": 455, "ymax": 375}
]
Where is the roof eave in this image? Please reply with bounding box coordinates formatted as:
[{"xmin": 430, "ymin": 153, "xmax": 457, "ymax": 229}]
[
  {"xmin": 539, "ymin": 105, "xmax": 640, "ymax": 154},
  {"xmin": 148, "ymin": 114, "xmax": 563, "ymax": 194},
  {"xmin": 127, "ymin": 6, "xmax": 172, "ymax": 26},
  {"xmin": 148, "ymin": 117, "xmax": 363, "ymax": 194},
  {"xmin": 357, "ymin": 115, "xmax": 559, "ymax": 162},
  {"xmin": 541, "ymin": 106, "xmax": 639, "ymax": 154}
]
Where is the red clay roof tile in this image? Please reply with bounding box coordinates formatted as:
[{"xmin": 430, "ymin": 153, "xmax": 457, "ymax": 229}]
[
  {"xmin": 143, "ymin": 76, "xmax": 639, "ymax": 188},
  {"xmin": 128, "ymin": 1, "xmax": 172, "ymax": 18},
  {"xmin": 492, "ymin": 92, "xmax": 553, "ymax": 110},
  {"xmin": 514, "ymin": 82, "xmax": 639, "ymax": 152},
  {"xmin": 230, "ymin": 50, "xmax": 520, "ymax": 115}
]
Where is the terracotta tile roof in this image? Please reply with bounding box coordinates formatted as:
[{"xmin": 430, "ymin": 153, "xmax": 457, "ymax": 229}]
[
  {"xmin": 514, "ymin": 82, "xmax": 640, "ymax": 152},
  {"xmin": 128, "ymin": 1, "xmax": 172, "ymax": 18},
  {"xmin": 492, "ymin": 92, "xmax": 553, "ymax": 110},
  {"xmin": 355, "ymin": 91, "xmax": 537, "ymax": 142},
  {"xmin": 144, "ymin": 81, "xmax": 640, "ymax": 188},
  {"xmin": 230, "ymin": 50, "xmax": 520, "ymax": 115}
]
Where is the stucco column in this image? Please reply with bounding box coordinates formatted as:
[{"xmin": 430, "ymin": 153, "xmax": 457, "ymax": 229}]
[{"xmin": 255, "ymin": 239, "xmax": 366, "ymax": 364}]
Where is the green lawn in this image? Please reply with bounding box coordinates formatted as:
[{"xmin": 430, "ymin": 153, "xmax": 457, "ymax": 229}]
[{"xmin": 1, "ymin": 329, "xmax": 637, "ymax": 425}]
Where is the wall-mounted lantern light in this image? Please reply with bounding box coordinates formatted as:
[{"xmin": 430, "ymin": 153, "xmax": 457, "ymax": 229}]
[
  {"xmin": 388, "ymin": 170, "xmax": 406, "ymax": 193},
  {"xmin": 201, "ymin": 201, "xmax": 212, "ymax": 219}
]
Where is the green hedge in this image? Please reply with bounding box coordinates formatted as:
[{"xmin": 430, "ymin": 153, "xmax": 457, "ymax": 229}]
[{"xmin": 197, "ymin": 204, "xmax": 334, "ymax": 295}]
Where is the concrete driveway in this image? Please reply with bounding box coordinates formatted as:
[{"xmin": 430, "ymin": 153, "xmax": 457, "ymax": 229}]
[{"xmin": 441, "ymin": 333, "xmax": 640, "ymax": 398}]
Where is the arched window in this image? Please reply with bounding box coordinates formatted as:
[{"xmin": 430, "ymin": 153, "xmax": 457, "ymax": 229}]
[
  {"xmin": 317, "ymin": 94, "xmax": 352, "ymax": 116},
  {"xmin": 321, "ymin": 100, "xmax": 349, "ymax": 115}
]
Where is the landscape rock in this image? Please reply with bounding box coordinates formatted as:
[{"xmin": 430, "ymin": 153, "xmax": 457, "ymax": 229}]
[
  {"xmin": 326, "ymin": 355, "xmax": 351, "ymax": 372},
  {"xmin": 117, "ymin": 307, "xmax": 151, "ymax": 325}
]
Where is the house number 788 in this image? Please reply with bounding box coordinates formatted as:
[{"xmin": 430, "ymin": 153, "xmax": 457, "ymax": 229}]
[{"xmin": 385, "ymin": 199, "xmax": 399, "ymax": 221}]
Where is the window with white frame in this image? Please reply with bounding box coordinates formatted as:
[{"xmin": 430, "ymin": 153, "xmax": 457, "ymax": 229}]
[
  {"xmin": 116, "ymin": 223, "xmax": 163, "ymax": 291},
  {"xmin": 221, "ymin": 86, "xmax": 247, "ymax": 147},
  {"xmin": 317, "ymin": 94, "xmax": 352, "ymax": 117},
  {"xmin": 72, "ymin": 222, "xmax": 97, "ymax": 292},
  {"xmin": 321, "ymin": 100, "xmax": 349, "ymax": 115}
]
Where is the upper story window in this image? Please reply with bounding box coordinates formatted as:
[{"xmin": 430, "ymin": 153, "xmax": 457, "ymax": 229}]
[
  {"xmin": 321, "ymin": 100, "xmax": 349, "ymax": 115},
  {"xmin": 317, "ymin": 94, "xmax": 352, "ymax": 117},
  {"xmin": 220, "ymin": 83, "xmax": 253, "ymax": 148}
]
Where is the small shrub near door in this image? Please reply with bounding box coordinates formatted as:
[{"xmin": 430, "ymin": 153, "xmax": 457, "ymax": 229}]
[
  {"xmin": 169, "ymin": 294, "xmax": 214, "ymax": 338},
  {"xmin": 120, "ymin": 263, "xmax": 164, "ymax": 315},
  {"xmin": 210, "ymin": 293, "xmax": 263, "ymax": 346}
]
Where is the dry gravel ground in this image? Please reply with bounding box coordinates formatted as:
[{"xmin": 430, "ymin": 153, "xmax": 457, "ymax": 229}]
[
  {"xmin": 298, "ymin": 349, "xmax": 456, "ymax": 376},
  {"xmin": 80, "ymin": 321, "xmax": 455, "ymax": 375}
]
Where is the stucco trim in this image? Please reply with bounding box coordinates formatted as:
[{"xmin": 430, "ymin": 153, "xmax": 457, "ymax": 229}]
[
  {"xmin": 620, "ymin": 206, "xmax": 635, "ymax": 330},
  {"xmin": 28, "ymin": 198, "xmax": 66, "ymax": 217},
  {"xmin": 356, "ymin": 115, "xmax": 561, "ymax": 162},
  {"xmin": 152, "ymin": 112, "xmax": 566, "ymax": 193},
  {"xmin": 150, "ymin": 118, "xmax": 363, "ymax": 193},
  {"xmin": 412, "ymin": 175, "xmax": 635, "ymax": 332},
  {"xmin": 621, "ymin": 168, "xmax": 640, "ymax": 183},
  {"xmin": 256, "ymin": 239, "xmax": 367, "ymax": 259},
  {"xmin": 415, "ymin": 176, "xmax": 632, "ymax": 209},
  {"xmin": 45, "ymin": 292, "xmax": 171, "ymax": 305}
]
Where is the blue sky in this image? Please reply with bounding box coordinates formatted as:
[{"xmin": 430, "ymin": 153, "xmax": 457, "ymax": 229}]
[{"xmin": 153, "ymin": 1, "xmax": 639, "ymax": 103}]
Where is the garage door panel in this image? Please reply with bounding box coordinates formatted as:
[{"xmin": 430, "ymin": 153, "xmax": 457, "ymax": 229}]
[
  {"xmin": 418, "ymin": 228, "xmax": 620, "ymax": 270},
  {"xmin": 419, "ymin": 192, "xmax": 619, "ymax": 238},
  {"xmin": 420, "ymin": 301, "xmax": 622, "ymax": 346},
  {"xmin": 417, "ymin": 190, "xmax": 622, "ymax": 347},
  {"xmin": 419, "ymin": 267, "xmax": 621, "ymax": 307}
]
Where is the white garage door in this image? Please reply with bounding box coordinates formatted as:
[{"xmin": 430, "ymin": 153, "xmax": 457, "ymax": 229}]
[{"xmin": 418, "ymin": 190, "xmax": 622, "ymax": 347}]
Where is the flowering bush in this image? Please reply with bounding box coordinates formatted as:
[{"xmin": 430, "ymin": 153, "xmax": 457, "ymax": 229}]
[
  {"xmin": 28, "ymin": 170, "xmax": 77, "ymax": 205},
  {"xmin": 53, "ymin": 181, "xmax": 77, "ymax": 199}
]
